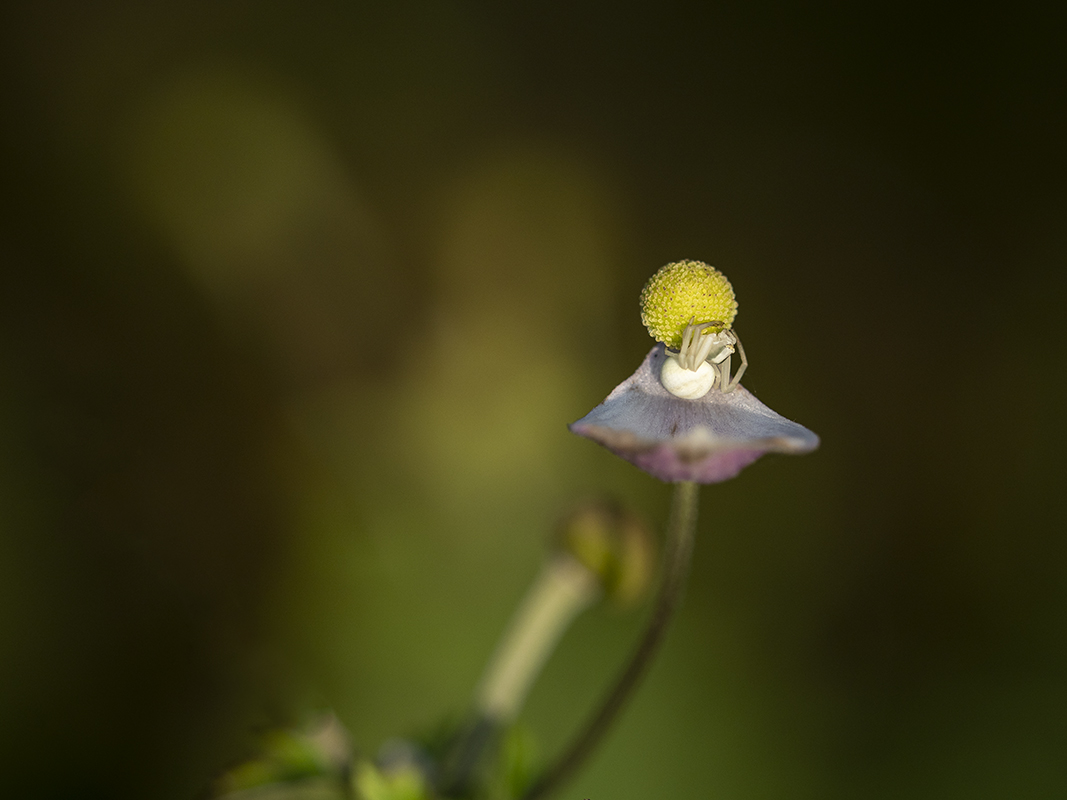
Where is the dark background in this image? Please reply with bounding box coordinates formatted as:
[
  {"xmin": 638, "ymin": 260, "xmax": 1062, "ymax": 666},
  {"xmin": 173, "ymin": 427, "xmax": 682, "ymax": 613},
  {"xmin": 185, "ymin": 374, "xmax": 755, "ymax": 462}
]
[{"xmin": 2, "ymin": 2, "xmax": 1065, "ymax": 798}]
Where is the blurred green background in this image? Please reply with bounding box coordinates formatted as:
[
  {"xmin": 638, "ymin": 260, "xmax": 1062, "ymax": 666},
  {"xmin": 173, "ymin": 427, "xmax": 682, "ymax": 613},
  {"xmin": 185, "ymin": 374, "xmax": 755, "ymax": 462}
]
[{"xmin": 2, "ymin": 2, "xmax": 1065, "ymax": 798}]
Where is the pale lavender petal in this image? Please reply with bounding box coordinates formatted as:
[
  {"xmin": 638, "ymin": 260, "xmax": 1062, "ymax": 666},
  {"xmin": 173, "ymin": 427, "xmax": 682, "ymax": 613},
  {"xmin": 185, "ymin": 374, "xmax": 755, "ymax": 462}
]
[{"xmin": 570, "ymin": 345, "xmax": 819, "ymax": 483}]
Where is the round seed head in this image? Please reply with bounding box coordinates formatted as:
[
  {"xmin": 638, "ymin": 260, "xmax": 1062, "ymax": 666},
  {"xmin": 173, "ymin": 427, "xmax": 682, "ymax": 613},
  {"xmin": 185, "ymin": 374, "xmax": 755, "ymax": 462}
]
[{"xmin": 640, "ymin": 260, "xmax": 738, "ymax": 349}]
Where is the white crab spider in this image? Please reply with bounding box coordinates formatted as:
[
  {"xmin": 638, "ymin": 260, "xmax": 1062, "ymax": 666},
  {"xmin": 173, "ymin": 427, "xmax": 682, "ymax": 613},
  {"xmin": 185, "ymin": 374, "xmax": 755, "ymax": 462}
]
[{"xmin": 659, "ymin": 319, "xmax": 748, "ymax": 399}]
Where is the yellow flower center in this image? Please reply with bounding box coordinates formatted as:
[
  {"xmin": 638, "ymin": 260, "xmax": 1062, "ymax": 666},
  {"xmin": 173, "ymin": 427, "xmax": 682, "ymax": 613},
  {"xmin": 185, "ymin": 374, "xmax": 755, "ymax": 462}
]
[{"xmin": 639, "ymin": 260, "xmax": 738, "ymax": 350}]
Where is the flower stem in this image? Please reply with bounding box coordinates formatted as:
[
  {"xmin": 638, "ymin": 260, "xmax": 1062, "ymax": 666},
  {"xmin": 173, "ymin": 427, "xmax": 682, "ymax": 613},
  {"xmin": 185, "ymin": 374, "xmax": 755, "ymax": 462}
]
[
  {"xmin": 476, "ymin": 554, "xmax": 603, "ymax": 721},
  {"xmin": 441, "ymin": 554, "xmax": 602, "ymax": 795},
  {"xmin": 522, "ymin": 481, "xmax": 700, "ymax": 800}
]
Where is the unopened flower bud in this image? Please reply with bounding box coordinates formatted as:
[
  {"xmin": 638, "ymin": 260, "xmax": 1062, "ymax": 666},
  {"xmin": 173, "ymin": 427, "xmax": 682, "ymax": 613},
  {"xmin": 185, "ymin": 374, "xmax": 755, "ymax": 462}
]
[{"xmin": 555, "ymin": 500, "xmax": 655, "ymax": 607}]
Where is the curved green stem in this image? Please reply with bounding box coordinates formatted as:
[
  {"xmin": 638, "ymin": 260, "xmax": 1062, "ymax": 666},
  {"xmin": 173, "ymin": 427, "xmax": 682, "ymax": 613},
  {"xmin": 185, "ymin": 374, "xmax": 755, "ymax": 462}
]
[
  {"xmin": 441, "ymin": 555, "xmax": 601, "ymax": 796},
  {"xmin": 522, "ymin": 481, "xmax": 700, "ymax": 800},
  {"xmin": 477, "ymin": 555, "xmax": 602, "ymax": 722}
]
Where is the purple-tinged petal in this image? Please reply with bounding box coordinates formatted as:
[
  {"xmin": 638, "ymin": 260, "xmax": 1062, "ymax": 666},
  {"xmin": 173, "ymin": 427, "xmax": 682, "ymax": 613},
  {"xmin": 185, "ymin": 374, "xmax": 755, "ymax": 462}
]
[{"xmin": 570, "ymin": 345, "xmax": 819, "ymax": 483}]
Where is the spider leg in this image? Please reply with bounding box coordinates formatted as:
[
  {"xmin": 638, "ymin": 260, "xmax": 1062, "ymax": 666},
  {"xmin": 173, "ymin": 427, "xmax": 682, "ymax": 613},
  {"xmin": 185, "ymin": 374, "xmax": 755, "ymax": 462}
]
[
  {"xmin": 680, "ymin": 318, "xmax": 695, "ymax": 355},
  {"xmin": 693, "ymin": 331, "xmax": 716, "ymax": 365},
  {"xmin": 722, "ymin": 329, "xmax": 748, "ymax": 392},
  {"xmin": 719, "ymin": 352, "xmax": 733, "ymax": 393}
]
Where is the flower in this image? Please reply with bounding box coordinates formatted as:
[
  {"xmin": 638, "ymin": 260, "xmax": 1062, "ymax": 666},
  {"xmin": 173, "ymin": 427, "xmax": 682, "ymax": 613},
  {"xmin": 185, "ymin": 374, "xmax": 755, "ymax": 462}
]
[
  {"xmin": 569, "ymin": 261, "xmax": 818, "ymax": 483},
  {"xmin": 570, "ymin": 344, "xmax": 818, "ymax": 483}
]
